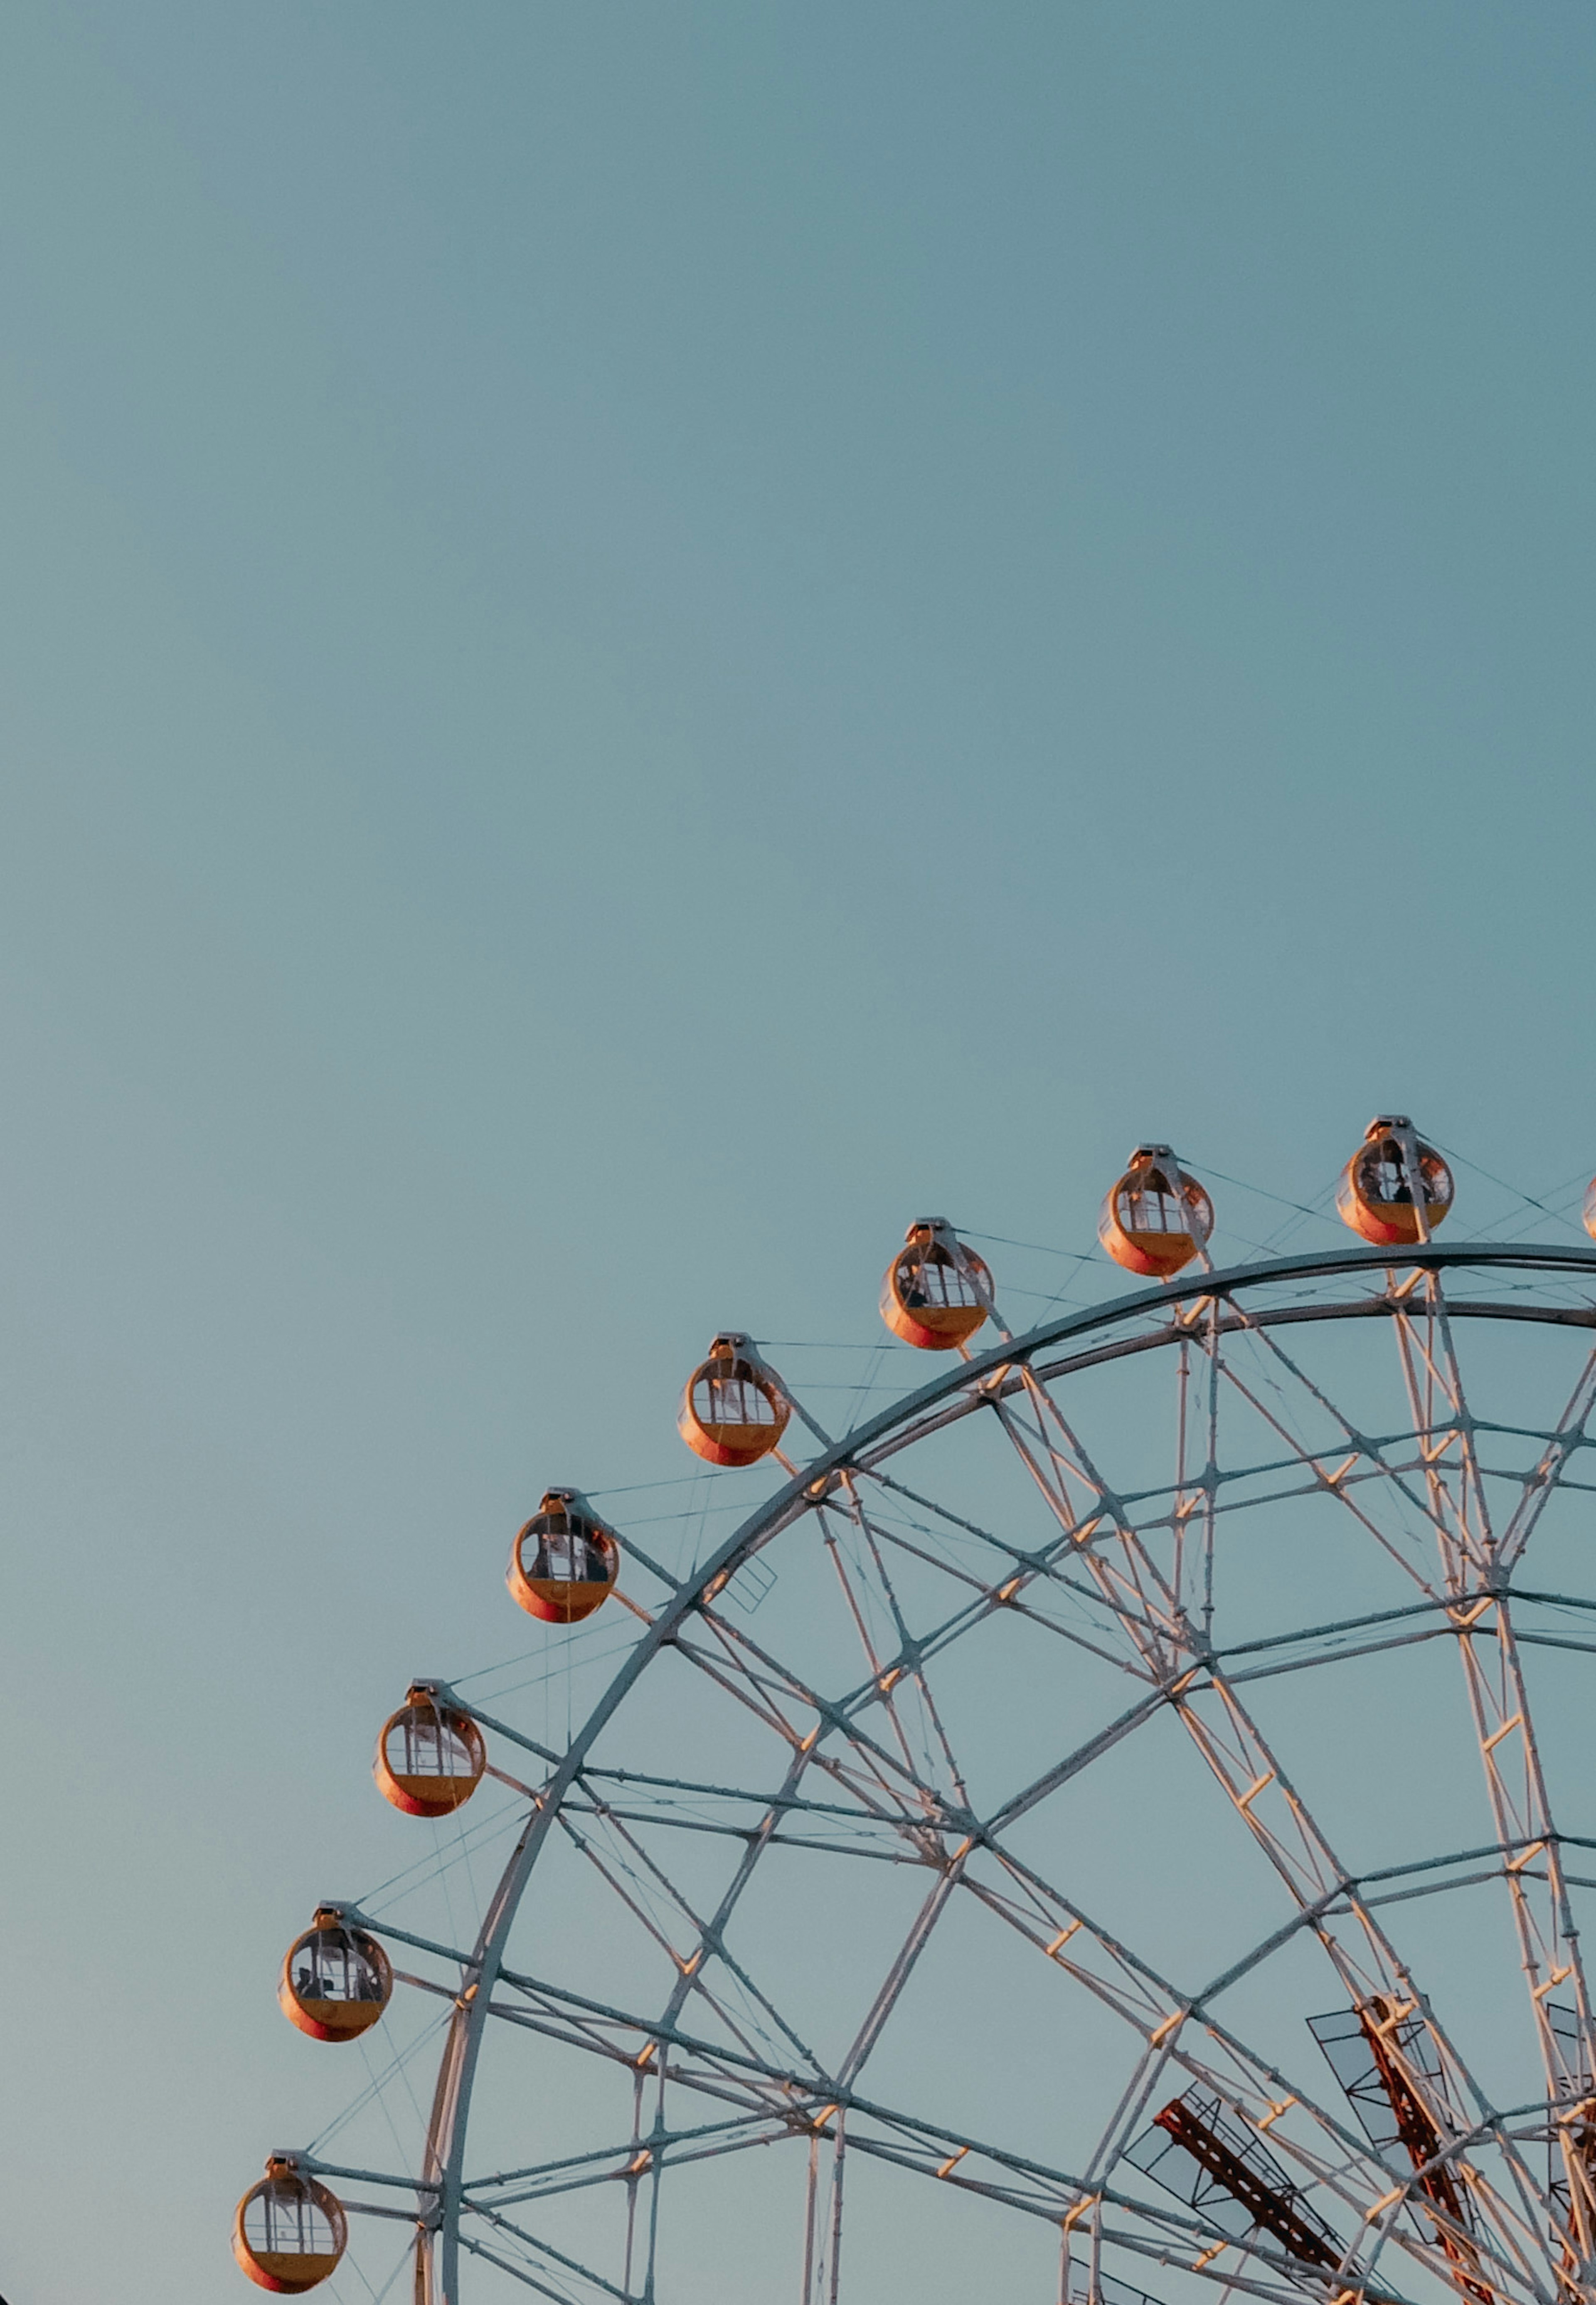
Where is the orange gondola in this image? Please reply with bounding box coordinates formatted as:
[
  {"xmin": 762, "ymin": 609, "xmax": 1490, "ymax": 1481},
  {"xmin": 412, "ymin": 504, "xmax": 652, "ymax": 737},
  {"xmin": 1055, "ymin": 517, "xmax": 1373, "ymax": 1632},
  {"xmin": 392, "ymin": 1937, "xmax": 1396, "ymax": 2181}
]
[
  {"xmin": 373, "ymin": 1684, "xmax": 485, "ymax": 1818},
  {"xmin": 508, "ymin": 1489, "xmax": 620, "ymax": 1623},
  {"xmin": 279, "ymin": 1907, "xmax": 393, "ymax": 2043},
  {"xmin": 679, "ymin": 1333, "xmax": 791, "ymax": 1466},
  {"xmin": 233, "ymin": 2157, "xmax": 347, "ymax": 2294},
  {"xmin": 1584, "ymin": 1176, "xmax": 1596, "ymax": 1244},
  {"xmin": 1337, "ymin": 1117, "xmax": 1454, "ymax": 1247},
  {"xmin": 1098, "ymin": 1146, "xmax": 1214, "ymax": 1278},
  {"xmin": 881, "ymin": 1219, "xmax": 993, "ymax": 1350}
]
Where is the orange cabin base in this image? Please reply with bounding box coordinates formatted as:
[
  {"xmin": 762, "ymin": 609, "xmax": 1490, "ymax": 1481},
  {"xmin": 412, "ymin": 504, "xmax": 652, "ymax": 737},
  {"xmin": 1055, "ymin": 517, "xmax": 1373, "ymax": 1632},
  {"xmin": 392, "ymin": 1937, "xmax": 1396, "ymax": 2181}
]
[
  {"xmin": 882, "ymin": 1301, "xmax": 985, "ymax": 1350},
  {"xmin": 514, "ymin": 1575, "xmax": 613, "ymax": 1624},
  {"xmin": 374, "ymin": 1766, "xmax": 479, "ymax": 1817},
  {"xmin": 233, "ymin": 2240, "xmax": 343, "ymax": 2295},
  {"xmin": 1335, "ymin": 1172, "xmax": 1450, "ymax": 1247},
  {"xmin": 1098, "ymin": 1220, "xmax": 1202, "ymax": 1279},
  {"xmin": 679, "ymin": 1417, "xmax": 784, "ymax": 1467},
  {"xmin": 1335, "ymin": 1194, "xmax": 1446, "ymax": 1249},
  {"xmin": 279, "ymin": 1992, "xmax": 385, "ymax": 2044}
]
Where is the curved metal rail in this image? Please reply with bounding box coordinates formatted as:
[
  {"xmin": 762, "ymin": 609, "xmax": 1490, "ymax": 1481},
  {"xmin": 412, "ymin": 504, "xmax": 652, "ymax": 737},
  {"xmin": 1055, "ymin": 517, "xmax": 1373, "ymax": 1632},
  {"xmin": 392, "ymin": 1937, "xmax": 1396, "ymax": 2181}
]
[{"xmin": 335, "ymin": 1240, "xmax": 1596, "ymax": 2301}]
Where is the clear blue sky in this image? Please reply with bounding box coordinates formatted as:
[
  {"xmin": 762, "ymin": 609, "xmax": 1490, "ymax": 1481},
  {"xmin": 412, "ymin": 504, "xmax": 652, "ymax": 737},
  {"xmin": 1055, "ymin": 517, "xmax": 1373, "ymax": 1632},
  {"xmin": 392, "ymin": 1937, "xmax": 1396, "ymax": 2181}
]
[{"xmin": 2, "ymin": 7, "xmax": 1594, "ymax": 2299}]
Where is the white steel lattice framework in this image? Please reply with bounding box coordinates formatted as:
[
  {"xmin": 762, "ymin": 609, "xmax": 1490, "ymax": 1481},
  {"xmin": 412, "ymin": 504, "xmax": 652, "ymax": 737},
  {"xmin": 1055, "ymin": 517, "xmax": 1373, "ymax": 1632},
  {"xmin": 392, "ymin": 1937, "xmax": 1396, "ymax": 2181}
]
[{"xmin": 267, "ymin": 1233, "xmax": 1596, "ymax": 2305}]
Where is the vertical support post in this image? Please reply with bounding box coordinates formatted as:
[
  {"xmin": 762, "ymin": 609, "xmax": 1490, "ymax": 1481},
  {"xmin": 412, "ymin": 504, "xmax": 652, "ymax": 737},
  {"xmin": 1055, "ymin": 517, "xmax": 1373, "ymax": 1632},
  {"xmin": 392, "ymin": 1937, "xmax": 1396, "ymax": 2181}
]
[{"xmin": 800, "ymin": 2132, "xmax": 820, "ymax": 2305}]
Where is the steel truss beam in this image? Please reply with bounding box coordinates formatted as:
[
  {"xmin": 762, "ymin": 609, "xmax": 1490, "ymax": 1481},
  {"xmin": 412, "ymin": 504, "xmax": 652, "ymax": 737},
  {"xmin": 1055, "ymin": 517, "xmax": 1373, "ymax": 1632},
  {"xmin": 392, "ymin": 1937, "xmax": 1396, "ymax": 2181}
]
[{"xmin": 290, "ymin": 1241, "xmax": 1596, "ymax": 2305}]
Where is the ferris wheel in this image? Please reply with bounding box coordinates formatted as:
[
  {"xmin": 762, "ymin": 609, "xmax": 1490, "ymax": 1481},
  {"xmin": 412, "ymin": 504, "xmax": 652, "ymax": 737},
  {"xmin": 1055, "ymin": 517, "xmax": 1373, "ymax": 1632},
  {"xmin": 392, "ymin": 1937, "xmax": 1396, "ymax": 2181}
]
[{"xmin": 232, "ymin": 1119, "xmax": 1596, "ymax": 2305}]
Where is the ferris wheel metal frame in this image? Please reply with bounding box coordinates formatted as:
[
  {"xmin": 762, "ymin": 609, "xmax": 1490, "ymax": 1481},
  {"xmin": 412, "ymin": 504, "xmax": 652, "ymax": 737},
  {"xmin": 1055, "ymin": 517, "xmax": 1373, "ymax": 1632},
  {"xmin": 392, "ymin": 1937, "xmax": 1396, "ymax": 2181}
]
[{"xmin": 266, "ymin": 1228, "xmax": 1596, "ymax": 2305}]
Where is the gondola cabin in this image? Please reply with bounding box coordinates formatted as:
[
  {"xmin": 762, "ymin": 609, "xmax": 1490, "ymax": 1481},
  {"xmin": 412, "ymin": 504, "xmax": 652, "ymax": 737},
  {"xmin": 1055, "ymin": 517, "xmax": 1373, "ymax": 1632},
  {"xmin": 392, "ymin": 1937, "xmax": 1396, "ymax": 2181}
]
[
  {"xmin": 679, "ymin": 1334, "xmax": 792, "ymax": 1466},
  {"xmin": 233, "ymin": 2158, "xmax": 347, "ymax": 2293},
  {"xmin": 1098, "ymin": 1147, "xmax": 1214, "ymax": 1278},
  {"xmin": 1337, "ymin": 1117, "xmax": 1454, "ymax": 1247},
  {"xmin": 1584, "ymin": 1176, "xmax": 1596, "ymax": 1244},
  {"xmin": 881, "ymin": 1220, "xmax": 992, "ymax": 1350},
  {"xmin": 373, "ymin": 1685, "xmax": 485, "ymax": 1818},
  {"xmin": 279, "ymin": 1908, "xmax": 393, "ymax": 2043},
  {"xmin": 508, "ymin": 1489, "xmax": 620, "ymax": 1623}
]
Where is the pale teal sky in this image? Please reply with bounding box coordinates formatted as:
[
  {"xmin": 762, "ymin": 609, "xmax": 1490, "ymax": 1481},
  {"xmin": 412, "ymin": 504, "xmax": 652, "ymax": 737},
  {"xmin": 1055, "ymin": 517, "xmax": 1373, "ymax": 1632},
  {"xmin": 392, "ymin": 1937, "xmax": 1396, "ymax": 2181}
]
[{"xmin": 2, "ymin": 7, "xmax": 1595, "ymax": 2299}]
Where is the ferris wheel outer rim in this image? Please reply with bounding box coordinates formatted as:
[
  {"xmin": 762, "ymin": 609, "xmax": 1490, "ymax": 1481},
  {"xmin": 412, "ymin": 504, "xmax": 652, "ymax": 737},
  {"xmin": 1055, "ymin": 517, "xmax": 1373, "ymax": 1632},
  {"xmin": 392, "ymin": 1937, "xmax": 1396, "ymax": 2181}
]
[{"xmin": 341, "ymin": 1238, "xmax": 1596, "ymax": 2302}]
